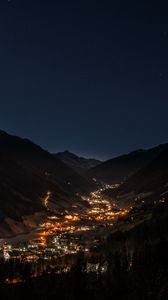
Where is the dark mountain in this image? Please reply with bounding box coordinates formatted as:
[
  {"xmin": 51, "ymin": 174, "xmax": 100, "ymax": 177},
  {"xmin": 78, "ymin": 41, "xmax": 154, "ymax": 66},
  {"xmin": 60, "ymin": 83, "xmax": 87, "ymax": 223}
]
[
  {"xmin": 87, "ymin": 143, "xmax": 168, "ymax": 184},
  {"xmin": 55, "ymin": 150, "xmax": 101, "ymax": 174},
  {"xmin": 0, "ymin": 130, "xmax": 95, "ymax": 236},
  {"xmin": 104, "ymin": 149, "xmax": 168, "ymax": 206}
]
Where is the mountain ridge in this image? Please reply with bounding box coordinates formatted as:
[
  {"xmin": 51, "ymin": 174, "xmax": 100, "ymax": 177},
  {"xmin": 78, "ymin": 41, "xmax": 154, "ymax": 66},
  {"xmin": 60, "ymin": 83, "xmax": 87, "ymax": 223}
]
[
  {"xmin": 87, "ymin": 143, "xmax": 168, "ymax": 184},
  {"xmin": 103, "ymin": 149, "xmax": 168, "ymax": 207},
  {"xmin": 55, "ymin": 150, "xmax": 101, "ymax": 174}
]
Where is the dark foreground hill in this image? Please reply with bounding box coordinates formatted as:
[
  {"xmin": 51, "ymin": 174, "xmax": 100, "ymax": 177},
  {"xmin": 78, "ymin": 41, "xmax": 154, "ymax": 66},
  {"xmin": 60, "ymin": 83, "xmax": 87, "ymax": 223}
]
[
  {"xmin": 87, "ymin": 143, "xmax": 168, "ymax": 184},
  {"xmin": 0, "ymin": 130, "xmax": 95, "ymax": 237},
  {"xmin": 55, "ymin": 150, "xmax": 101, "ymax": 174}
]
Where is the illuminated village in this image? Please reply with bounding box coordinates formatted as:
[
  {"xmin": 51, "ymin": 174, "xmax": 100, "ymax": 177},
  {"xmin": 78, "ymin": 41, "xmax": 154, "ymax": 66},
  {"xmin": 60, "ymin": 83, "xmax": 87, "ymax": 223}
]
[{"xmin": 0, "ymin": 185, "xmax": 130, "ymax": 284}]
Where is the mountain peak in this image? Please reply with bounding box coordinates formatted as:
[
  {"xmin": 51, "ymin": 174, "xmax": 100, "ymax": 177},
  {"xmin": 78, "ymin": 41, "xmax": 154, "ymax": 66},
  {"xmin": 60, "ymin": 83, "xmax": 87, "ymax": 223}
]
[{"xmin": 55, "ymin": 151, "xmax": 101, "ymax": 174}]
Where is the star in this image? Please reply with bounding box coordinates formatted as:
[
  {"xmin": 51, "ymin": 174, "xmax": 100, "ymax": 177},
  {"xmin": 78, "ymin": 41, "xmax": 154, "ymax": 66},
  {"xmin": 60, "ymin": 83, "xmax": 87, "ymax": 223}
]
[{"xmin": 159, "ymin": 73, "xmax": 163, "ymax": 80}]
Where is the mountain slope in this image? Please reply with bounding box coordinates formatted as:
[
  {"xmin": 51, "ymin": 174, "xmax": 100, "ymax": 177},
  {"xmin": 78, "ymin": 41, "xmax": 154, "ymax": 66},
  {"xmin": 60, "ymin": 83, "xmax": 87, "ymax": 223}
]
[
  {"xmin": 0, "ymin": 130, "xmax": 94, "ymax": 194},
  {"xmin": 104, "ymin": 149, "xmax": 168, "ymax": 206},
  {"xmin": 55, "ymin": 150, "xmax": 101, "ymax": 174},
  {"xmin": 87, "ymin": 143, "xmax": 168, "ymax": 184},
  {"xmin": 0, "ymin": 131, "xmax": 95, "ymax": 236},
  {"xmin": 117, "ymin": 149, "xmax": 168, "ymax": 194}
]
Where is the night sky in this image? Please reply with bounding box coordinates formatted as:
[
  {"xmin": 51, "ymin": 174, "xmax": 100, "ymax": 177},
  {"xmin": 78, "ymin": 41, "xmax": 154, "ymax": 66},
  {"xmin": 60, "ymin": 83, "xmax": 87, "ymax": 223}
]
[{"xmin": 0, "ymin": 0, "xmax": 168, "ymax": 159}]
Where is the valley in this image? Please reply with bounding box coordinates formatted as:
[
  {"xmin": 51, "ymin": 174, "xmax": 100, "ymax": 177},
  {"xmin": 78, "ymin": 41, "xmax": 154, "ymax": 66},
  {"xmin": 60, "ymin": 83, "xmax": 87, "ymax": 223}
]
[
  {"xmin": 0, "ymin": 131, "xmax": 168, "ymax": 299},
  {"xmin": 0, "ymin": 185, "xmax": 131, "ymax": 282}
]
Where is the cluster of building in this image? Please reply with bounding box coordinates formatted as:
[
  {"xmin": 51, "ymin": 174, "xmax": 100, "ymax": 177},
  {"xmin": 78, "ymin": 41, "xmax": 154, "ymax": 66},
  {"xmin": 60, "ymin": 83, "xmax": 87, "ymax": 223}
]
[{"xmin": 0, "ymin": 187, "xmax": 130, "ymax": 283}]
